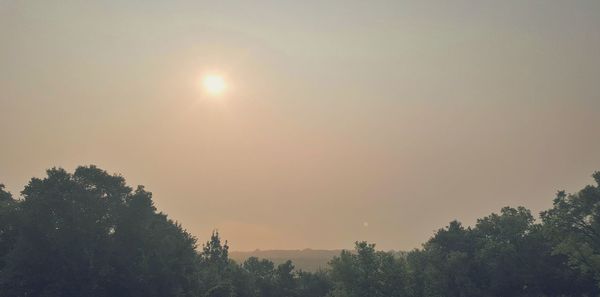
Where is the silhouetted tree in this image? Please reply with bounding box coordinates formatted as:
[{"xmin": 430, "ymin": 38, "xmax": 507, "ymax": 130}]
[
  {"xmin": 0, "ymin": 184, "xmax": 17, "ymax": 271},
  {"xmin": 274, "ymin": 260, "xmax": 297, "ymax": 297},
  {"xmin": 417, "ymin": 207, "xmax": 598, "ymax": 297},
  {"xmin": 419, "ymin": 221, "xmax": 480, "ymax": 297},
  {"xmin": 0, "ymin": 166, "xmax": 200, "ymax": 297},
  {"xmin": 200, "ymin": 231, "xmax": 235, "ymax": 296},
  {"xmin": 296, "ymin": 270, "xmax": 331, "ymax": 297},
  {"xmin": 243, "ymin": 257, "xmax": 276, "ymax": 297},
  {"xmin": 542, "ymin": 172, "xmax": 600, "ymax": 285},
  {"xmin": 1, "ymin": 166, "xmax": 600, "ymax": 297},
  {"xmin": 328, "ymin": 241, "xmax": 409, "ymax": 297}
]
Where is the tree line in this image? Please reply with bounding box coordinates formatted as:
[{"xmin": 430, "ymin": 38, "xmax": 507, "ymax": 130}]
[{"xmin": 1, "ymin": 165, "xmax": 599, "ymax": 297}]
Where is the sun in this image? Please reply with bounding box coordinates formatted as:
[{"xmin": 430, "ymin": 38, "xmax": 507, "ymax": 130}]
[{"xmin": 202, "ymin": 75, "xmax": 226, "ymax": 95}]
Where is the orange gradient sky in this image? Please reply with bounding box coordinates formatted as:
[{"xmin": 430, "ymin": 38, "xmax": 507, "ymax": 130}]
[{"xmin": 1, "ymin": 0, "xmax": 600, "ymax": 250}]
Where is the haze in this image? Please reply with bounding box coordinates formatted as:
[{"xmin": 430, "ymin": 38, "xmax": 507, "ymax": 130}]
[{"xmin": 1, "ymin": 0, "xmax": 599, "ymax": 251}]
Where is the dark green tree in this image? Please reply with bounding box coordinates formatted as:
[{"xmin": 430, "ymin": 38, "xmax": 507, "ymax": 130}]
[
  {"xmin": 0, "ymin": 184, "xmax": 18, "ymax": 271},
  {"xmin": 328, "ymin": 241, "xmax": 409, "ymax": 297},
  {"xmin": 473, "ymin": 207, "xmax": 535, "ymax": 296},
  {"xmin": 295, "ymin": 270, "xmax": 331, "ymax": 297},
  {"xmin": 415, "ymin": 207, "xmax": 599, "ymax": 297},
  {"xmin": 274, "ymin": 260, "xmax": 297, "ymax": 297},
  {"xmin": 106, "ymin": 185, "xmax": 200, "ymax": 297},
  {"xmin": 2, "ymin": 166, "xmax": 600, "ymax": 297},
  {"xmin": 420, "ymin": 221, "xmax": 481, "ymax": 297},
  {"xmin": 542, "ymin": 172, "xmax": 600, "ymax": 284},
  {"xmin": 199, "ymin": 231, "xmax": 235, "ymax": 297},
  {"xmin": 0, "ymin": 166, "xmax": 200, "ymax": 297},
  {"xmin": 243, "ymin": 257, "xmax": 275, "ymax": 297}
]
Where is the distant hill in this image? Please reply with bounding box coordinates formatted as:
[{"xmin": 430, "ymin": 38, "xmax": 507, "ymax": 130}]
[{"xmin": 229, "ymin": 249, "xmax": 342, "ymax": 272}]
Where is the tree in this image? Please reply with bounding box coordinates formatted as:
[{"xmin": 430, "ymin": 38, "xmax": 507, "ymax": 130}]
[
  {"xmin": 296, "ymin": 270, "xmax": 331, "ymax": 297},
  {"xmin": 419, "ymin": 221, "xmax": 481, "ymax": 297},
  {"xmin": 542, "ymin": 172, "xmax": 600, "ymax": 285},
  {"xmin": 473, "ymin": 207, "xmax": 534, "ymax": 296},
  {"xmin": 0, "ymin": 166, "xmax": 201, "ymax": 297},
  {"xmin": 107, "ymin": 185, "xmax": 200, "ymax": 297},
  {"xmin": 274, "ymin": 260, "xmax": 297, "ymax": 297},
  {"xmin": 0, "ymin": 184, "xmax": 17, "ymax": 271},
  {"xmin": 2, "ymin": 165, "xmax": 600, "ymax": 297},
  {"xmin": 416, "ymin": 207, "xmax": 599, "ymax": 297},
  {"xmin": 199, "ymin": 231, "xmax": 235, "ymax": 297},
  {"xmin": 201, "ymin": 231, "xmax": 230, "ymax": 269},
  {"xmin": 328, "ymin": 241, "xmax": 409, "ymax": 297},
  {"xmin": 243, "ymin": 257, "xmax": 275, "ymax": 297}
]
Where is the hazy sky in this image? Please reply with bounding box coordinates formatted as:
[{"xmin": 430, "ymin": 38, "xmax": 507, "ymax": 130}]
[{"xmin": 1, "ymin": 0, "xmax": 600, "ymax": 251}]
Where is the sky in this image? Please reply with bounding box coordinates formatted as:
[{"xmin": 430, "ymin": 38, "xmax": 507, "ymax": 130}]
[{"xmin": 1, "ymin": 0, "xmax": 600, "ymax": 251}]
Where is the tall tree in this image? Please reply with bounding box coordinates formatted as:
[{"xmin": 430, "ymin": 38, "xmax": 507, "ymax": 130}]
[
  {"xmin": 0, "ymin": 166, "xmax": 200, "ymax": 297},
  {"xmin": 200, "ymin": 231, "xmax": 235, "ymax": 297},
  {"xmin": 542, "ymin": 172, "xmax": 600, "ymax": 284},
  {"xmin": 274, "ymin": 260, "xmax": 297, "ymax": 297}
]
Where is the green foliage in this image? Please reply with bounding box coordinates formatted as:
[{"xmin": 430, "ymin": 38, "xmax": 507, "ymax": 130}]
[
  {"xmin": 242, "ymin": 256, "xmax": 275, "ymax": 297},
  {"xmin": 274, "ymin": 260, "xmax": 297, "ymax": 297},
  {"xmin": 0, "ymin": 166, "xmax": 200, "ymax": 297},
  {"xmin": 0, "ymin": 166, "xmax": 599, "ymax": 297},
  {"xmin": 0, "ymin": 184, "xmax": 17, "ymax": 271},
  {"xmin": 418, "ymin": 221, "xmax": 480, "ymax": 297},
  {"xmin": 0, "ymin": 184, "xmax": 13, "ymax": 202},
  {"xmin": 542, "ymin": 172, "xmax": 600, "ymax": 284},
  {"xmin": 296, "ymin": 270, "xmax": 332, "ymax": 297},
  {"xmin": 205, "ymin": 283, "xmax": 235, "ymax": 297},
  {"xmin": 415, "ymin": 207, "xmax": 599, "ymax": 297},
  {"xmin": 199, "ymin": 231, "xmax": 236, "ymax": 296},
  {"xmin": 328, "ymin": 241, "xmax": 409, "ymax": 297}
]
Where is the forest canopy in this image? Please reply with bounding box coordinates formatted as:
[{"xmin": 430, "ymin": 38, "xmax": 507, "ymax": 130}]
[{"xmin": 1, "ymin": 165, "xmax": 599, "ymax": 297}]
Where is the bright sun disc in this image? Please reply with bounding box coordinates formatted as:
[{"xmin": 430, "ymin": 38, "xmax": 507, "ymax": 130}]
[{"xmin": 202, "ymin": 75, "xmax": 226, "ymax": 95}]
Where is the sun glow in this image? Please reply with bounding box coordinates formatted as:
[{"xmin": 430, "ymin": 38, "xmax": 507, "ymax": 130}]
[{"xmin": 202, "ymin": 75, "xmax": 226, "ymax": 95}]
